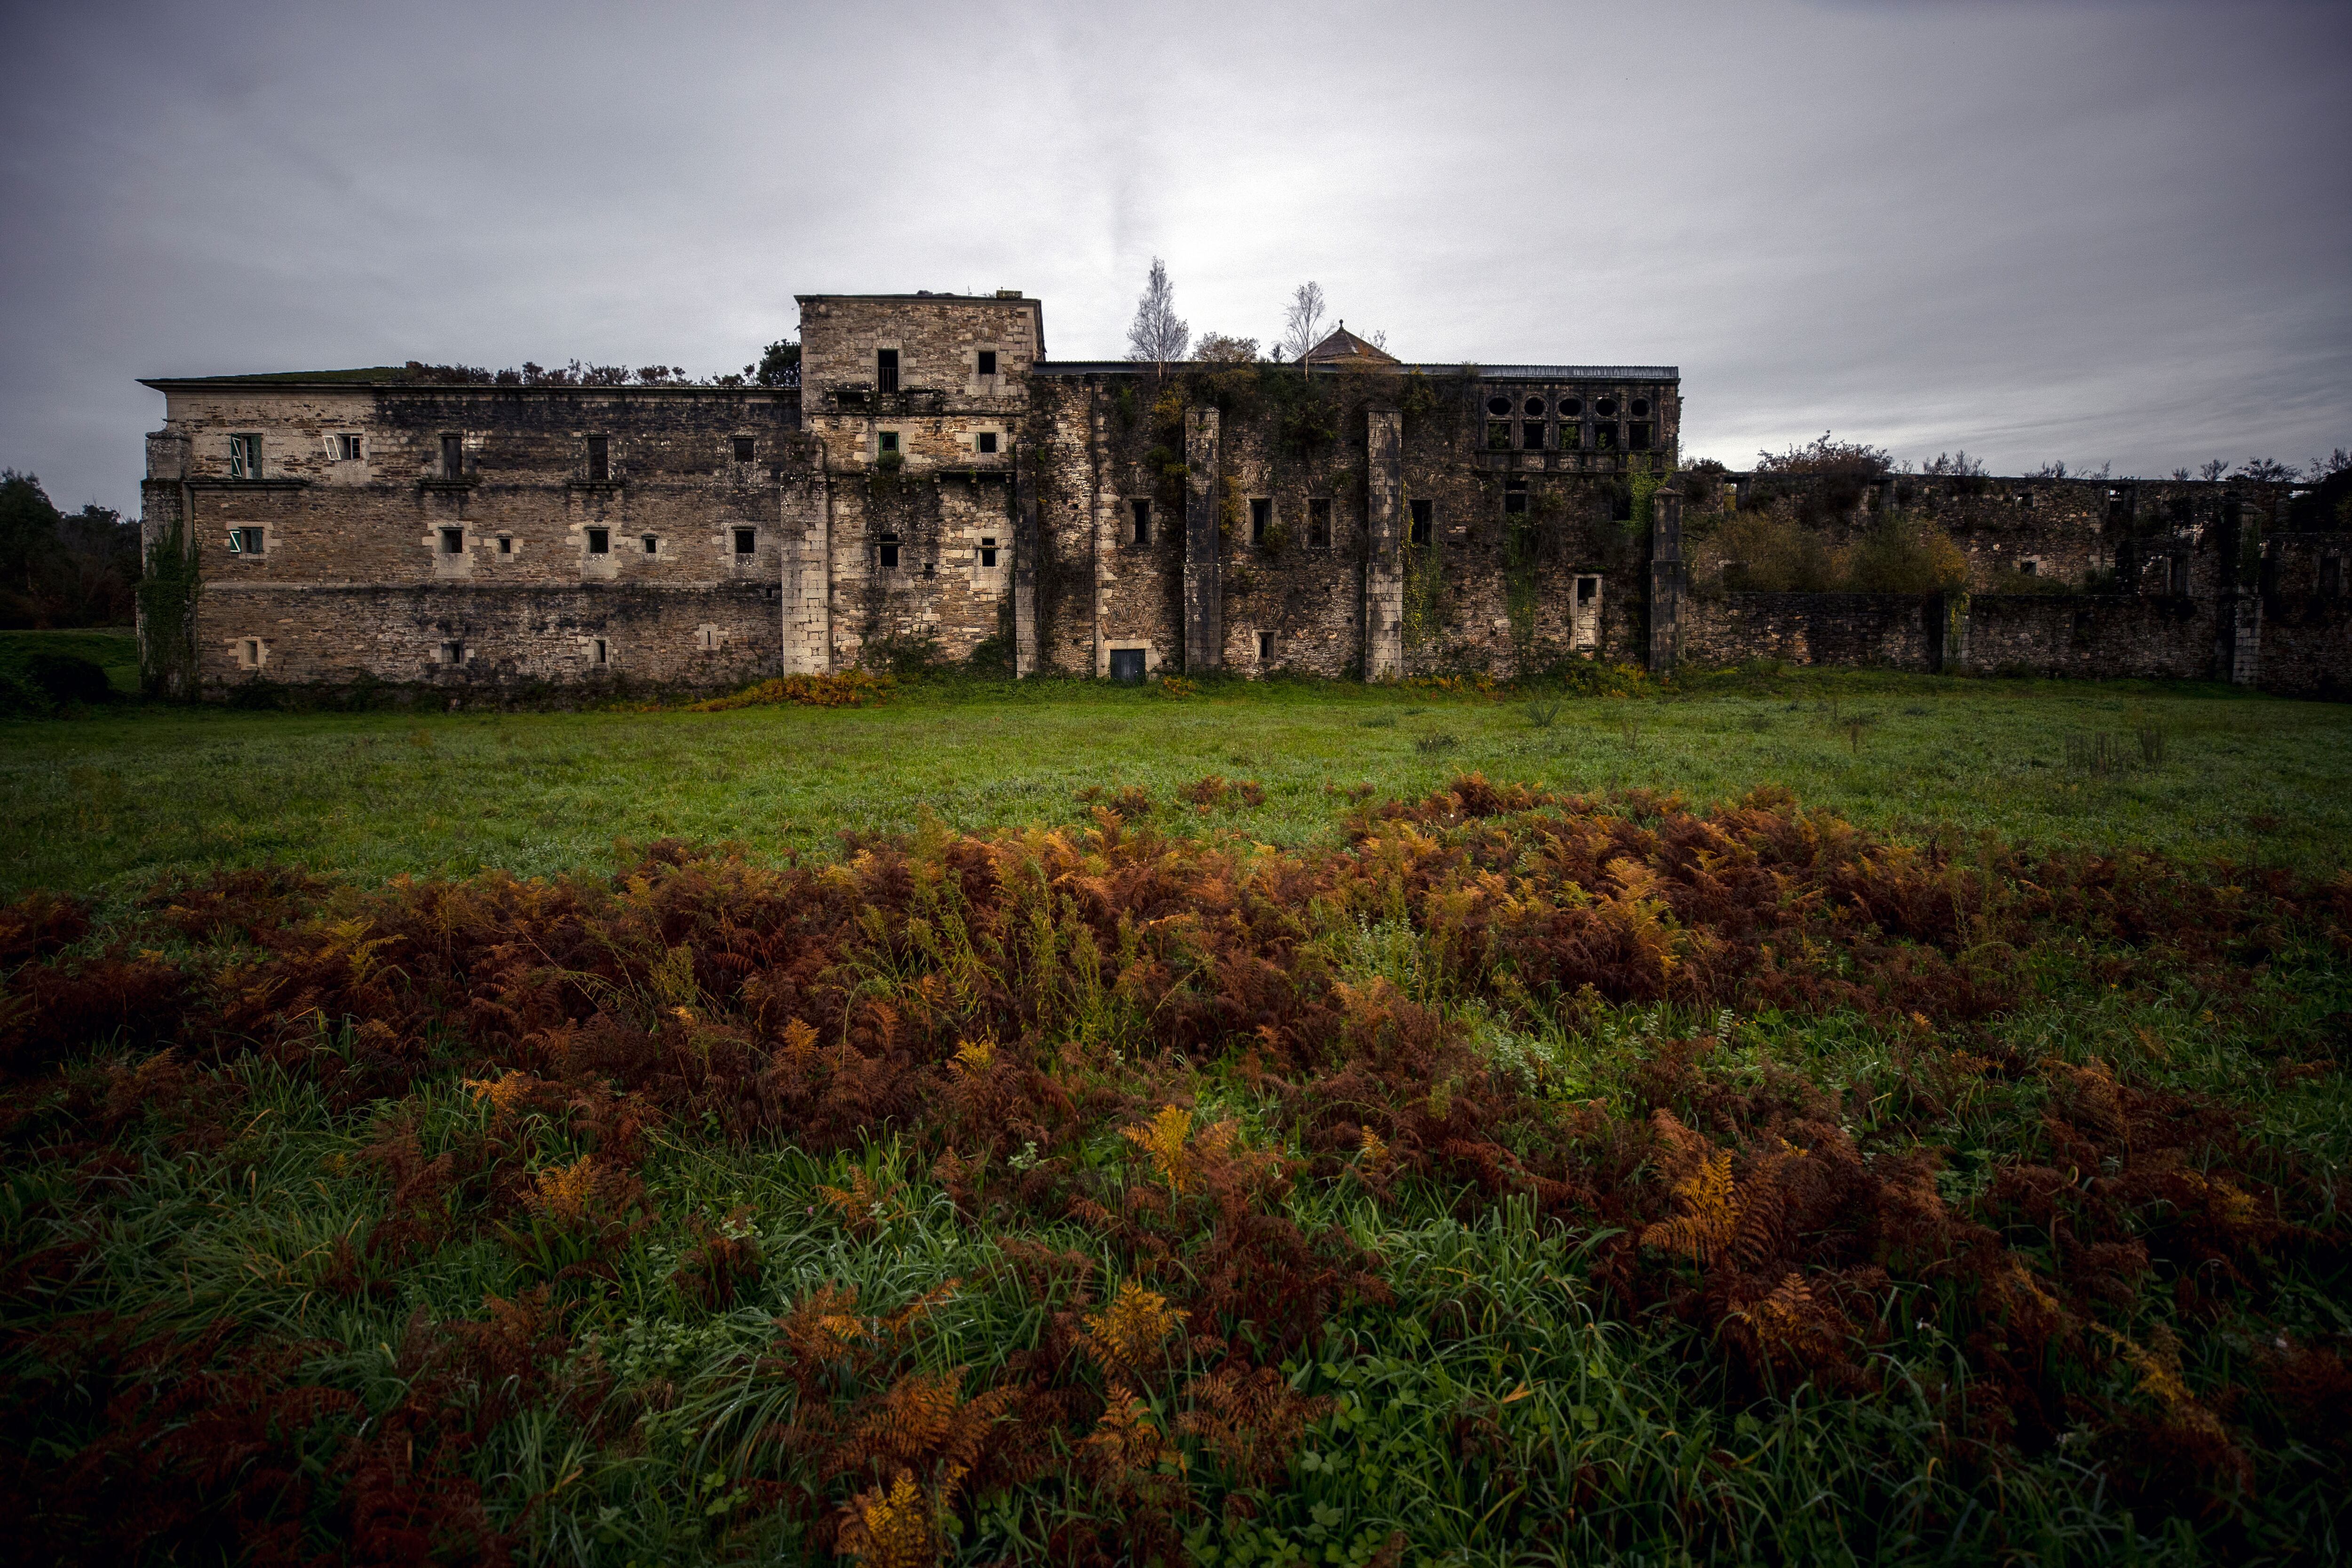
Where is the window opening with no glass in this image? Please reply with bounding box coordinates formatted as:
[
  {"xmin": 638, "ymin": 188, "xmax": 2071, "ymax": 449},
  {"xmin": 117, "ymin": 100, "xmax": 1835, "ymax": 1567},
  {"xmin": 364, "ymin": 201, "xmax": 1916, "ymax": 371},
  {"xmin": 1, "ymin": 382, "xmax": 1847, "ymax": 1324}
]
[
  {"xmin": 441, "ymin": 435, "xmax": 464, "ymax": 479},
  {"xmin": 977, "ymin": 431, "xmax": 998, "ymax": 454},
  {"xmin": 1409, "ymin": 499, "xmax": 1432, "ymax": 546},
  {"xmin": 876, "ymin": 348, "xmax": 899, "ymax": 392},
  {"xmin": 977, "ymin": 349, "xmax": 997, "ymax": 376},
  {"xmin": 880, "ymin": 532, "xmax": 901, "ymax": 569},
  {"xmin": 587, "ymin": 527, "xmax": 610, "ymax": 554},
  {"xmin": 1523, "ymin": 420, "xmax": 1546, "ymax": 450},
  {"xmin": 239, "ymin": 638, "xmax": 262, "ymax": 668},
  {"xmin": 1130, "ymin": 499, "xmax": 1151, "ymax": 545},
  {"xmin": 733, "ymin": 527, "xmax": 756, "ymax": 556},
  {"xmin": 439, "ymin": 528, "xmax": 464, "ymax": 555},
  {"xmin": 733, "ymin": 436, "xmax": 755, "ymax": 463},
  {"xmin": 592, "ymin": 639, "xmax": 608, "ymax": 666},
  {"xmin": 1250, "ymin": 497, "xmax": 1271, "ymax": 546},
  {"xmin": 497, "ymin": 536, "xmax": 512, "ymax": 554},
  {"xmin": 1256, "ymin": 631, "xmax": 1274, "ymax": 663},
  {"xmin": 1308, "ymin": 498, "xmax": 1332, "ymax": 549},
  {"xmin": 586, "ymin": 436, "xmax": 609, "ymax": 481},
  {"xmin": 641, "ymin": 534, "xmax": 658, "ymax": 554},
  {"xmin": 979, "ymin": 537, "xmax": 998, "ymax": 568},
  {"xmin": 1629, "ymin": 423, "xmax": 1653, "ymax": 451},
  {"xmin": 878, "ymin": 430, "xmax": 900, "ymax": 455},
  {"xmin": 440, "ymin": 641, "xmax": 464, "ymax": 664}
]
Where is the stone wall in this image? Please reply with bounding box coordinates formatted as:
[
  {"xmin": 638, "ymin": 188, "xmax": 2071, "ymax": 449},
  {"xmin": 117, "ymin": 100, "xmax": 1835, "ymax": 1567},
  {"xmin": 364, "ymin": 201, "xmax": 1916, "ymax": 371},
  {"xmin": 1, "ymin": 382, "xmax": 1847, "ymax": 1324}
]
[
  {"xmin": 1682, "ymin": 593, "xmax": 1938, "ymax": 671},
  {"xmin": 1963, "ymin": 593, "xmax": 2217, "ymax": 680},
  {"xmin": 199, "ymin": 583, "xmax": 778, "ymax": 692}
]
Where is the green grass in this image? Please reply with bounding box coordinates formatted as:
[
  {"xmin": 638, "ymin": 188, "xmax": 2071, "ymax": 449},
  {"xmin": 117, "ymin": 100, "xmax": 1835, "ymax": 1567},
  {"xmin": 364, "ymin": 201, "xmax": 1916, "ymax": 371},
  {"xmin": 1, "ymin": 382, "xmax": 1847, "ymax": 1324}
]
[
  {"xmin": 0, "ymin": 627, "xmax": 139, "ymax": 695},
  {"xmin": 2, "ymin": 668, "xmax": 2347, "ymax": 904}
]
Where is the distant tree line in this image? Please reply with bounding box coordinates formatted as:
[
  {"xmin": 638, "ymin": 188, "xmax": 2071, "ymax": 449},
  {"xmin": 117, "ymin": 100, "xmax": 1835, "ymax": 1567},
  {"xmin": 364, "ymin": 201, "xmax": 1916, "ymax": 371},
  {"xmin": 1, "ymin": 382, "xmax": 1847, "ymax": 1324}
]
[{"xmin": 0, "ymin": 471, "xmax": 137, "ymax": 629}]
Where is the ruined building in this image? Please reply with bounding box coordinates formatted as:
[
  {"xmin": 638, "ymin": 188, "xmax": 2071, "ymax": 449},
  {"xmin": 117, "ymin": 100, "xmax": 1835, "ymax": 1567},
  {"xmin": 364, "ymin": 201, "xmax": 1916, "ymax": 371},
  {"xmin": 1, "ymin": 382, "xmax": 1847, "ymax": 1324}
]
[{"xmin": 137, "ymin": 289, "xmax": 2349, "ymax": 698}]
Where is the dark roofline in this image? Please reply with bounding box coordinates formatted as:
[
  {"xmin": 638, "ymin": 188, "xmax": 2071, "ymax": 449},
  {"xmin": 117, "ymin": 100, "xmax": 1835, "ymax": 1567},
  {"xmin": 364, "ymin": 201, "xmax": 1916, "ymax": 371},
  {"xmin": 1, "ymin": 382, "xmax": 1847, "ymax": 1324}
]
[
  {"xmin": 141, "ymin": 375, "xmax": 798, "ymax": 394},
  {"xmin": 795, "ymin": 292, "xmax": 1036, "ymax": 305},
  {"xmin": 1031, "ymin": 360, "xmax": 1677, "ymax": 380}
]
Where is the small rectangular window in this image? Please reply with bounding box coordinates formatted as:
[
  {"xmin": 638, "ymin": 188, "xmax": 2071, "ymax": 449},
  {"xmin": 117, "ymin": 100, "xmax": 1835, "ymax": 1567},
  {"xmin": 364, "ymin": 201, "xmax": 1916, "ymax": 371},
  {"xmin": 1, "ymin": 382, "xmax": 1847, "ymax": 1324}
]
[
  {"xmin": 879, "ymin": 430, "xmax": 900, "ymax": 454},
  {"xmin": 1250, "ymin": 497, "xmax": 1271, "ymax": 546},
  {"xmin": 240, "ymin": 638, "xmax": 262, "ymax": 668},
  {"xmin": 977, "ymin": 431, "xmax": 998, "ymax": 454},
  {"xmin": 586, "ymin": 436, "xmax": 609, "ymax": 481},
  {"xmin": 498, "ymin": 536, "xmax": 512, "ymax": 554},
  {"xmin": 2323, "ymin": 555, "xmax": 2344, "ymax": 597},
  {"xmin": 336, "ymin": 434, "xmax": 362, "ymax": 461},
  {"xmin": 641, "ymin": 534, "xmax": 658, "ymax": 555},
  {"xmin": 733, "ymin": 436, "xmax": 755, "ymax": 463},
  {"xmin": 1594, "ymin": 424, "xmax": 1618, "ymax": 450},
  {"xmin": 228, "ymin": 434, "xmax": 260, "ymax": 478},
  {"xmin": 592, "ymin": 638, "xmax": 608, "ymax": 665},
  {"xmin": 876, "ymin": 348, "xmax": 899, "ymax": 392},
  {"xmin": 440, "ymin": 640, "xmax": 464, "ymax": 665},
  {"xmin": 1629, "ymin": 423, "xmax": 1653, "ymax": 451},
  {"xmin": 1522, "ymin": 422, "xmax": 1546, "ymax": 451},
  {"xmin": 441, "ymin": 434, "xmax": 464, "ymax": 479},
  {"xmin": 2018, "ymin": 559, "xmax": 2037, "ymax": 577},
  {"xmin": 1504, "ymin": 492, "xmax": 1528, "ymax": 516},
  {"xmin": 979, "ymin": 537, "xmax": 999, "ymax": 568},
  {"xmin": 977, "ymin": 349, "xmax": 998, "ymax": 376},
  {"xmin": 880, "ymin": 532, "xmax": 901, "ymax": 569},
  {"xmin": 1130, "ymin": 499, "xmax": 1151, "ymax": 545},
  {"xmin": 733, "ymin": 527, "xmax": 756, "ymax": 556},
  {"xmin": 1486, "ymin": 421, "xmax": 1511, "ymax": 451},
  {"xmin": 1409, "ymin": 499, "xmax": 1432, "ymax": 546},
  {"xmin": 1256, "ymin": 630, "xmax": 1274, "ymax": 662},
  {"xmin": 439, "ymin": 527, "xmax": 464, "ymax": 555},
  {"xmin": 587, "ymin": 527, "xmax": 610, "ymax": 554},
  {"xmin": 230, "ymin": 525, "xmax": 264, "ymax": 555},
  {"xmin": 1308, "ymin": 498, "xmax": 1332, "ymax": 549}
]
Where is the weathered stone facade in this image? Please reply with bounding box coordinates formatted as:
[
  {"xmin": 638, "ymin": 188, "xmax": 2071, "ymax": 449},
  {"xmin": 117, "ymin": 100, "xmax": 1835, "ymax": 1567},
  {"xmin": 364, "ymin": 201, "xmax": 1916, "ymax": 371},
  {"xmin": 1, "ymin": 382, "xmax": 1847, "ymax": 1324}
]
[{"xmin": 138, "ymin": 289, "xmax": 2348, "ymax": 699}]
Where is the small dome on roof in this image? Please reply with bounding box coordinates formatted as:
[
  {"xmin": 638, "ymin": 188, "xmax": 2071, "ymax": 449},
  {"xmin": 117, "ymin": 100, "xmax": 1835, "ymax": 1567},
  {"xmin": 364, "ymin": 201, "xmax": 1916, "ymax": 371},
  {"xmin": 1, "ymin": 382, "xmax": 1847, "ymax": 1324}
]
[{"xmin": 1303, "ymin": 323, "xmax": 1399, "ymax": 368}]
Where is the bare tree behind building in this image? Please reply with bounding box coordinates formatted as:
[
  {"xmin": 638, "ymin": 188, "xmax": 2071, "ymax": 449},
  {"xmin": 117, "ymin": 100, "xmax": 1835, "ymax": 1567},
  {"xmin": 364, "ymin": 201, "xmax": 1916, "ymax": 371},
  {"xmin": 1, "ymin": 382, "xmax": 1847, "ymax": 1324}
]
[
  {"xmin": 1126, "ymin": 258, "xmax": 1189, "ymax": 366},
  {"xmin": 1280, "ymin": 282, "xmax": 1328, "ymax": 366}
]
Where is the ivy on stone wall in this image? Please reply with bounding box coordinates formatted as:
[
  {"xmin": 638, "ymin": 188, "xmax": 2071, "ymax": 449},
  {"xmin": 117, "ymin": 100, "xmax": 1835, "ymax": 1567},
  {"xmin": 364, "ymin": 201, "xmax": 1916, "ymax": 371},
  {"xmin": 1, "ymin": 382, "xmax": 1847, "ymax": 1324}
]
[{"xmin": 135, "ymin": 518, "xmax": 200, "ymax": 699}]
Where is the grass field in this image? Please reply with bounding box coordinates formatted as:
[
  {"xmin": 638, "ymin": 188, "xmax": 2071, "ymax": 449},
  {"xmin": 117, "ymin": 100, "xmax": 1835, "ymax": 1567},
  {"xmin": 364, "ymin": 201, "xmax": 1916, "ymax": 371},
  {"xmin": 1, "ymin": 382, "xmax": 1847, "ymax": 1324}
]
[
  {"xmin": 2, "ymin": 664, "xmax": 2349, "ymax": 1566},
  {"xmin": 4, "ymin": 666, "xmax": 2348, "ymax": 904}
]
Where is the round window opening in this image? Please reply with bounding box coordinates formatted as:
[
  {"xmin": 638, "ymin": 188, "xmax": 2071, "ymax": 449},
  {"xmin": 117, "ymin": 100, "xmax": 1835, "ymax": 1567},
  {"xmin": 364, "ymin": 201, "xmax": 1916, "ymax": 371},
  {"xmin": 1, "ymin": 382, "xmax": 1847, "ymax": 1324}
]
[
  {"xmin": 1523, "ymin": 396, "xmax": 1546, "ymax": 417},
  {"xmin": 1562, "ymin": 397, "xmax": 1584, "ymax": 417},
  {"xmin": 1596, "ymin": 397, "xmax": 1618, "ymax": 418},
  {"xmin": 1486, "ymin": 396, "xmax": 1512, "ymax": 416},
  {"xmin": 1631, "ymin": 398, "xmax": 1650, "ymax": 418}
]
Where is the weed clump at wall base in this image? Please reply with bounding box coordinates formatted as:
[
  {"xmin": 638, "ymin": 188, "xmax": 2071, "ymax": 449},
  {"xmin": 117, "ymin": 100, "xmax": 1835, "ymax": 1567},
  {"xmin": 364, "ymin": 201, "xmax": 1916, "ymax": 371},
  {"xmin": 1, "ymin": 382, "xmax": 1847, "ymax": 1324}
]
[
  {"xmin": 0, "ymin": 781, "xmax": 2346, "ymax": 1561},
  {"xmin": 685, "ymin": 670, "xmax": 891, "ymax": 711}
]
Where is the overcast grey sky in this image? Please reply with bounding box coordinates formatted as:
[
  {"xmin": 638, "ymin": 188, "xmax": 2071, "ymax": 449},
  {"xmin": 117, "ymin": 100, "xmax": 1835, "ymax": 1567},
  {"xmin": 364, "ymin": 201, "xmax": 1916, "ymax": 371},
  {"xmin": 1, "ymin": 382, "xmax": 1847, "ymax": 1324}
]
[{"xmin": 3, "ymin": 0, "xmax": 2346, "ymax": 515}]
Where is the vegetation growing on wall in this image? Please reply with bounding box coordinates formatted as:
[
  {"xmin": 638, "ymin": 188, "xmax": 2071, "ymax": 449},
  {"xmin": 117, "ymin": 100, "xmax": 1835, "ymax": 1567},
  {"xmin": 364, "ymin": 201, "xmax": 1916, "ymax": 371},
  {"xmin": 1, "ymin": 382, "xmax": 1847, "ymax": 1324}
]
[{"xmin": 134, "ymin": 517, "xmax": 199, "ymax": 699}]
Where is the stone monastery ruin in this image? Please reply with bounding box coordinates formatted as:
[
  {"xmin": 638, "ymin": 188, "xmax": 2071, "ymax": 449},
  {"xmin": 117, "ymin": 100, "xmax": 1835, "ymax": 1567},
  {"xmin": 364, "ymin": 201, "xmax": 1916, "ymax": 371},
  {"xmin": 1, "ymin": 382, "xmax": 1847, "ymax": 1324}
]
[{"xmin": 138, "ymin": 289, "xmax": 2351, "ymax": 698}]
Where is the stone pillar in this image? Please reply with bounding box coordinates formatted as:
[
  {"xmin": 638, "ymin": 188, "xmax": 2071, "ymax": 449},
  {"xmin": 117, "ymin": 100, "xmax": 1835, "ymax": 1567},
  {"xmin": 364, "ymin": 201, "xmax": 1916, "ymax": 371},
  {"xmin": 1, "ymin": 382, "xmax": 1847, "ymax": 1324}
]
[
  {"xmin": 1013, "ymin": 446, "xmax": 1040, "ymax": 678},
  {"xmin": 1182, "ymin": 405, "xmax": 1222, "ymax": 673},
  {"xmin": 1647, "ymin": 481, "xmax": 1684, "ymax": 678},
  {"xmin": 2213, "ymin": 498, "xmax": 2265, "ymax": 686},
  {"xmin": 1363, "ymin": 407, "xmax": 1404, "ymax": 681},
  {"xmin": 780, "ymin": 467, "xmax": 832, "ymax": 673}
]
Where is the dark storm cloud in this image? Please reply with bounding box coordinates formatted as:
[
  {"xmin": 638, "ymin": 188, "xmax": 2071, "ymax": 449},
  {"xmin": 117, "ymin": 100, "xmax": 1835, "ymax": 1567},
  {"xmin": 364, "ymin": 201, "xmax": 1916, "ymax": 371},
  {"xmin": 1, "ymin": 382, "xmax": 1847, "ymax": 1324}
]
[{"xmin": 2, "ymin": 0, "xmax": 2345, "ymax": 515}]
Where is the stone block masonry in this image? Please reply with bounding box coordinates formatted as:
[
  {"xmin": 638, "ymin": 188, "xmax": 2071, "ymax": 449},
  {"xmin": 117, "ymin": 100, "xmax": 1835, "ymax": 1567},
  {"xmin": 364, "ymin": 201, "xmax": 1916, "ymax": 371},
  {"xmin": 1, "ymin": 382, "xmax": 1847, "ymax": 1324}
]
[{"xmin": 139, "ymin": 286, "xmax": 2346, "ymax": 701}]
